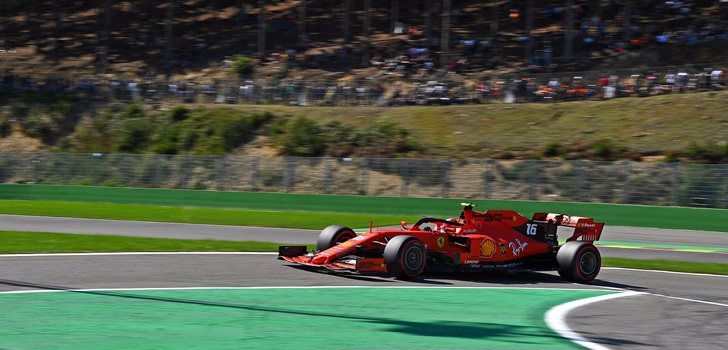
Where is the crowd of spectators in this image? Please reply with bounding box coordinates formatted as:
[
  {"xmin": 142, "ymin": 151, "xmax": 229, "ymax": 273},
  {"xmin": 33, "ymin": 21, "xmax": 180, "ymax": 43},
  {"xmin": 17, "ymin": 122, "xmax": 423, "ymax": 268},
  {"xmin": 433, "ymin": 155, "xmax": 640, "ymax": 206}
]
[{"xmin": 2, "ymin": 65, "xmax": 724, "ymax": 107}]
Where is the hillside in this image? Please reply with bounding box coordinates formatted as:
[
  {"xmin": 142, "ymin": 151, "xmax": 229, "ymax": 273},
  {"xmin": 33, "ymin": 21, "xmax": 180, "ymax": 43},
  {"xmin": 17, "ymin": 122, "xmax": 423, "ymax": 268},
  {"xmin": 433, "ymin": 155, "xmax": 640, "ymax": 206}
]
[{"xmin": 1, "ymin": 90, "xmax": 726, "ymax": 162}]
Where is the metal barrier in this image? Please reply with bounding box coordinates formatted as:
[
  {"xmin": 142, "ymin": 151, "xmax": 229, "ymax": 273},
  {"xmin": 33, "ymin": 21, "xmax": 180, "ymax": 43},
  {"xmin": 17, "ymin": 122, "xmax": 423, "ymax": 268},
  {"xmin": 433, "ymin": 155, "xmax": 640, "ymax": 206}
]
[{"xmin": 1, "ymin": 153, "xmax": 726, "ymax": 208}]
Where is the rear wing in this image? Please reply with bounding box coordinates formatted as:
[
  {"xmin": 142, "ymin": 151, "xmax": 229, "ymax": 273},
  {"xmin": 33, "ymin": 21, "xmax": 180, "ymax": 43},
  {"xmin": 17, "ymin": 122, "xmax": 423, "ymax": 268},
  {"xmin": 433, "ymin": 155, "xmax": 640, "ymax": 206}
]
[{"xmin": 531, "ymin": 213, "xmax": 605, "ymax": 242}]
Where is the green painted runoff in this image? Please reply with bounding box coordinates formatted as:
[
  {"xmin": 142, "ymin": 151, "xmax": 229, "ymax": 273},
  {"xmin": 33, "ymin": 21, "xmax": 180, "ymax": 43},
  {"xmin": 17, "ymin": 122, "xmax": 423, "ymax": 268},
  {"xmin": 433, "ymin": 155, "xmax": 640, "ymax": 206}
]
[{"xmin": 0, "ymin": 287, "xmax": 611, "ymax": 350}]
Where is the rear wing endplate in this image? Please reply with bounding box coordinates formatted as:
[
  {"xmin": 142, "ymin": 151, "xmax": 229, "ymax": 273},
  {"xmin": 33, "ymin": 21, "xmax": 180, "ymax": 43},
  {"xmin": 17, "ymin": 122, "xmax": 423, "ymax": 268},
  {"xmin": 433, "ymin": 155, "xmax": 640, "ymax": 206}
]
[{"xmin": 532, "ymin": 213, "xmax": 605, "ymax": 242}]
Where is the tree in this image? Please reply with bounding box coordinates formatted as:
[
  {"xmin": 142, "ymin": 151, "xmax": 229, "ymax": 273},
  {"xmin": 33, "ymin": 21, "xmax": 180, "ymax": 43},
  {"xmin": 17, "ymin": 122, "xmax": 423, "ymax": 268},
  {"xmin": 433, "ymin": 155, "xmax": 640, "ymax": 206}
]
[
  {"xmin": 362, "ymin": 0, "xmax": 371, "ymax": 67},
  {"xmin": 298, "ymin": 0, "xmax": 307, "ymax": 48},
  {"xmin": 98, "ymin": 0, "xmax": 111, "ymax": 74},
  {"xmin": 623, "ymin": 0, "xmax": 632, "ymax": 40},
  {"xmin": 342, "ymin": 0, "xmax": 351, "ymax": 44},
  {"xmin": 258, "ymin": 0, "xmax": 266, "ymax": 60},
  {"xmin": 525, "ymin": 0, "xmax": 534, "ymax": 63},
  {"xmin": 424, "ymin": 0, "xmax": 433, "ymax": 43},
  {"xmin": 491, "ymin": 0, "xmax": 499, "ymax": 36},
  {"xmin": 441, "ymin": 0, "xmax": 451, "ymax": 68},
  {"xmin": 564, "ymin": 0, "xmax": 574, "ymax": 63},
  {"xmin": 390, "ymin": 0, "xmax": 399, "ymax": 33},
  {"xmin": 164, "ymin": 0, "xmax": 175, "ymax": 76}
]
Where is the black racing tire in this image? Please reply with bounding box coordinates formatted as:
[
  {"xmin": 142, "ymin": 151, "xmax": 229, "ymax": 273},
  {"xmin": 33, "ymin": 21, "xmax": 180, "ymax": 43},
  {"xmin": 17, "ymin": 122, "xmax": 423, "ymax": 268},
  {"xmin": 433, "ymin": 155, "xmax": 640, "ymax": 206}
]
[
  {"xmin": 316, "ymin": 225, "xmax": 357, "ymax": 251},
  {"xmin": 383, "ymin": 235, "xmax": 427, "ymax": 280},
  {"xmin": 556, "ymin": 241, "xmax": 601, "ymax": 283}
]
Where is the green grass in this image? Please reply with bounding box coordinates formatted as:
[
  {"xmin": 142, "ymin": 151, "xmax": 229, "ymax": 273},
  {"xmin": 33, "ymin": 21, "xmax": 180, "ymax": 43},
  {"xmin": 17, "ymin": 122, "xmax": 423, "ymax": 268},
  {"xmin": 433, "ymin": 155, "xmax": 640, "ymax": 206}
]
[
  {"xmin": 1, "ymin": 184, "xmax": 727, "ymax": 232},
  {"xmin": 603, "ymin": 257, "xmax": 728, "ymax": 275},
  {"xmin": 179, "ymin": 91, "xmax": 728, "ymax": 156},
  {"xmin": 2, "ymin": 230, "xmax": 725, "ymax": 275},
  {"xmin": 0, "ymin": 230, "xmax": 313, "ymax": 253},
  {"xmin": 0, "ymin": 200, "xmax": 418, "ymax": 229}
]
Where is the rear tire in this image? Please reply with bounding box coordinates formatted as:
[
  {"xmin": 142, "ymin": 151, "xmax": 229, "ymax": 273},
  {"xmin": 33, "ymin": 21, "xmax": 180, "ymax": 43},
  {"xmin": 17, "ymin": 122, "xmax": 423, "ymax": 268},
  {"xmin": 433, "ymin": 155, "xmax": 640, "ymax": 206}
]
[
  {"xmin": 556, "ymin": 242, "xmax": 601, "ymax": 283},
  {"xmin": 383, "ymin": 235, "xmax": 426, "ymax": 280},
  {"xmin": 316, "ymin": 225, "xmax": 356, "ymax": 251}
]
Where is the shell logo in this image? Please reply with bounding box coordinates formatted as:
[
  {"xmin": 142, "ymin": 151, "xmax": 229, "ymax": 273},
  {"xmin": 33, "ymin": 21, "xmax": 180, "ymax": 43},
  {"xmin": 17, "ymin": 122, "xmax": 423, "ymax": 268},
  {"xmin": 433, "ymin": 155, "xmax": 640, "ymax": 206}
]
[{"xmin": 480, "ymin": 239, "xmax": 496, "ymax": 258}]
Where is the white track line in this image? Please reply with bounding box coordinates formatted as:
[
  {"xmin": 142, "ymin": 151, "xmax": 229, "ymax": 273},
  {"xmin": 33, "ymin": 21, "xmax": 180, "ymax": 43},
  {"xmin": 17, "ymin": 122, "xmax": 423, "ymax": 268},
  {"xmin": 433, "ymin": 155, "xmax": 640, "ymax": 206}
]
[
  {"xmin": 545, "ymin": 291, "xmax": 644, "ymax": 350},
  {"xmin": 647, "ymin": 293, "xmax": 728, "ymax": 308},
  {"xmin": 0, "ymin": 285, "xmax": 609, "ymax": 294}
]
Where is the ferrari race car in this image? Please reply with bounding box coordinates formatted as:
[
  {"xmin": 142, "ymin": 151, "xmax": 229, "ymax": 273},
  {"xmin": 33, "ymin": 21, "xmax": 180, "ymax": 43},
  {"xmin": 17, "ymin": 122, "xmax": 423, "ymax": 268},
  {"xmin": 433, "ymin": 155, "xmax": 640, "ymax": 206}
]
[{"xmin": 279, "ymin": 203, "xmax": 605, "ymax": 283}]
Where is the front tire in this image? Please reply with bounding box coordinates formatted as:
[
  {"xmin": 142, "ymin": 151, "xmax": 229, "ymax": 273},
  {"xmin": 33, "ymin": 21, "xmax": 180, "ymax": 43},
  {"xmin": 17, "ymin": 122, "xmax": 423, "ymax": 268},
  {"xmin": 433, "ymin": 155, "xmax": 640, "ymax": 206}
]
[
  {"xmin": 556, "ymin": 241, "xmax": 601, "ymax": 283},
  {"xmin": 316, "ymin": 225, "xmax": 356, "ymax": 251},
  {"xmin": 383, "ymin": 235, "xmax": 426, "ymax": 280}
]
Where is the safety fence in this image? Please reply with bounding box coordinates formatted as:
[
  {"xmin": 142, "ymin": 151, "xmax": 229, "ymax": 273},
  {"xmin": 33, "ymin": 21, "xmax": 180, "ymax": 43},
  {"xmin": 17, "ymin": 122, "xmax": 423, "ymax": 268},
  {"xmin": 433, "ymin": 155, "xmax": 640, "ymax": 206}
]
[
  {"xmin": 1, "ymin": 153, "xmax": 726, "ymax": 208},
  {"xmin": 1, "ymin": 62, "xmax": 725, "ymax": 106}
]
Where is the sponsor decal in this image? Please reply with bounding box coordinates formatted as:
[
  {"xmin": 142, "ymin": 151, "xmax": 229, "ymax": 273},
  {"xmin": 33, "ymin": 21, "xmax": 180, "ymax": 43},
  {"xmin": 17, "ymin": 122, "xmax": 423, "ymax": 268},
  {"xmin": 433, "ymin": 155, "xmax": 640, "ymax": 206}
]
[
  {"xmin": 352, "ymin": 235, "xmax": 367, "ymax": 241},
  {"xmin": 579, "ymin": 223, "xmax": 596, "ymax": 228},
  {"xmin": 508, "ymin": 239, "xmax": 528, "ymax": 256},
  {"xmin": 340, "ymin": 241, "xmax": 354, "ymax": 248},
  {"xmin": 463, "ymin": 229, "xmax": 477, "ymax": 234},
  {"xmin": 512, "ymin": 216, "xmax": 517, "ymax": 221},
  {"xmin": 463, "ymin": 259, "xmax": 479, "ymax": 264},
  {"xmin": 499, "ymin": 243, "xmax": 507, "ymax": 256},
  {"xmin": 480, "ymin": 239, "xmax": 496, "ymax": 258},
  {"xmin": 436, "ymin": 236, "xmax": 446, "ymax": 248}
]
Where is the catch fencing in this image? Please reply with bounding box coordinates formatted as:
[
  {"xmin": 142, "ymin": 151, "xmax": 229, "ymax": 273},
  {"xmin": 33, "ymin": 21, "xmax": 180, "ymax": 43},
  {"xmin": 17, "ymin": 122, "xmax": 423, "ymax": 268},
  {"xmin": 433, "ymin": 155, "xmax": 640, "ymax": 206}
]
[{"xmin": 1, "ymin": 153, "xmax": 726, "ymax": 208}]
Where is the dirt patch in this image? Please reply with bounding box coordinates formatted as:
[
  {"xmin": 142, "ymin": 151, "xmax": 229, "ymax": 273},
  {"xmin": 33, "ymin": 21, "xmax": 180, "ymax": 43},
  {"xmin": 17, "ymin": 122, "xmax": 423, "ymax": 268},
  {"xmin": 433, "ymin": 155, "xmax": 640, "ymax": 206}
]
[{"xmin": 0, "ymin": 128, "xmax": 44, "ymax": 152}]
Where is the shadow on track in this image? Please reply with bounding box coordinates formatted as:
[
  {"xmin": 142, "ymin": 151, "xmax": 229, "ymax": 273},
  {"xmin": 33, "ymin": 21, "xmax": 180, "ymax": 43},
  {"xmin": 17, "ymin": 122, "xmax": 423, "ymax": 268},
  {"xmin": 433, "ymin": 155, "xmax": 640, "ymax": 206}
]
[{"xmin": 0, "ymin": 277, "xmax": 646, "ymax": 344}]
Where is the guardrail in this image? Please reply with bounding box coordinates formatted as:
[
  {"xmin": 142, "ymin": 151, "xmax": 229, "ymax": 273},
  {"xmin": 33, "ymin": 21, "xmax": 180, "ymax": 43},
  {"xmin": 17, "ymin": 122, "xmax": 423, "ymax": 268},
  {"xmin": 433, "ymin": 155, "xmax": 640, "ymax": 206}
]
[{"xmin": 1, "ymin": 153, "xmax": 726, "ymax": 208}]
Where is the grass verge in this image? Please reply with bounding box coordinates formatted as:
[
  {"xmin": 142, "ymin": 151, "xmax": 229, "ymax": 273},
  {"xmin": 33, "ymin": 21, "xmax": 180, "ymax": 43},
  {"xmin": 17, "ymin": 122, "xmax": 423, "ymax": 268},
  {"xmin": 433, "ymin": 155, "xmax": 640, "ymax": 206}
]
[
  {"xmin": 0, "ymin": 200, "xmax": 417, "ymax": 229},
  {"xmin": 0, "ymin": 230, "xmax": 313, "ymax": 253},
  {"xmin": 2, "ymin": 184, "xmax": 727, "ymax": 232},
  {"xmin": 1, "ymin": 231, "xmax": 725, "ymax": 276},
  {"xmin": 603, "ymin": 257, "xmax": 728, "ymax": 275}
]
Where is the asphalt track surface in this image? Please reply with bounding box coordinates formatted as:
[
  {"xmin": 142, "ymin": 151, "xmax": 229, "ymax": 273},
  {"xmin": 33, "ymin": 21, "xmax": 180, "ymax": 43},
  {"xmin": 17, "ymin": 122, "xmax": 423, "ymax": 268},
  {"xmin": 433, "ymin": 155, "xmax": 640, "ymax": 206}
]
[
  {"xmin": 0, "ymin": 215, "xmax": 726, "ymax": 349},
  {"xmin": 1, "ymin": 214, "xmax": 726, "ymax": 263},
  {"xmin": 0, "ymin": 253, "xmax": 726, "ymax": 349}
]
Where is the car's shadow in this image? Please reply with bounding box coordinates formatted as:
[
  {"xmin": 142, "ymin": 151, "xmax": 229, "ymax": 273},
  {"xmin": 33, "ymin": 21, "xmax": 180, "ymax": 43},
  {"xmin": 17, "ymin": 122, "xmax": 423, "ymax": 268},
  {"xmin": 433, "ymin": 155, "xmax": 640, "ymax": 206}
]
[{"xmin": 285, "ymin": 264, "xmax": 647, "ymax": 290}]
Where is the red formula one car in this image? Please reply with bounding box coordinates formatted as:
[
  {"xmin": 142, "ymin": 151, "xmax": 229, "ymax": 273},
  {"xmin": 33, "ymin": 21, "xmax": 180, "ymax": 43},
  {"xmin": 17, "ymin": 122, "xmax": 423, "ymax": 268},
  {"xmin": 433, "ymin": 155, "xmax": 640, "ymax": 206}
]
[{"xmin": 279, "ymin": 203, "xmax": 605, "ymax": 283}]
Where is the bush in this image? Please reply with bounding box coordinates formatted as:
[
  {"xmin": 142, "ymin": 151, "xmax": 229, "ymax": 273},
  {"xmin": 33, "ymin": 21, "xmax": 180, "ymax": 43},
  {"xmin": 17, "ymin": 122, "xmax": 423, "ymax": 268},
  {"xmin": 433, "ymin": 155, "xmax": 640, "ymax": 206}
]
[
  {"xmin": 686, "ymin": 142, "xmax": 727, "ymax": 163},
  {"xmin": 53, "ymin": 98, "xmax": 73, "ymax": 115},
  {"xmin": 590, "ymin": 139, "xmax": 628, "ymax": 160},
  {"xmin": 170, "ymin": 107, "xmax": 190, "ymax": 122},
  {"xmin": 152, "ymin": 109, "xmax": 273, "ymax": 155},
  {"xmin": 116, "ymin": 119, "xmax": 153, "ymax": 153},
  {"xmin": 269, "ymin": 117, "xmax": 419, "ymax": 157},
  {"xmin": 232, "ymin": 55, "xmax": 253, "ymax": 77},
  {"xmin": 0, "ymin": 114, "xmax": 10, "ymax": 138},
  {"xmin": 273, "ymin": 116, "xmax": 327, "ymax": 156},
  {"xmin": 20, "ymin": 111, "xmax": 57, "ymax": 143},
  {"xmin": 542, "ymin": 142, "xmax": 562, "ymax": 157},
  {"xmin": 121, "ymin": 104, "xmax": 145, "ymax": 119}
]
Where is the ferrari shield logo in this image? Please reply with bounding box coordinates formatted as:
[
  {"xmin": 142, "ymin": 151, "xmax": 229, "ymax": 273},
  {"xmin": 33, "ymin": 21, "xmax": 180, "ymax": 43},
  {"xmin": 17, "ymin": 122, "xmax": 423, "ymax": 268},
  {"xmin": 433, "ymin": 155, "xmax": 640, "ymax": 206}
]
[
  {"xmin": 499, "ymin": 243, "xmax": 507, "ymax": 256},
  {"xmin": 436, "ymin": 237, "xmax": 446, "ymax": 248},
  {"xmin": 480, "ymin": 239, "xmax": 496, "ymax": 258}
]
